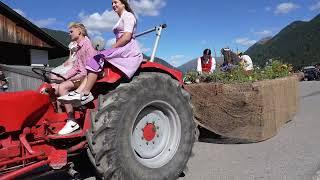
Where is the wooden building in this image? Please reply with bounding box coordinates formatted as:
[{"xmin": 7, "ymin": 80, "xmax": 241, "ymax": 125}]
[{"xmin": 0, "ymin": 1, "xmax": 68, "ymax": 66}]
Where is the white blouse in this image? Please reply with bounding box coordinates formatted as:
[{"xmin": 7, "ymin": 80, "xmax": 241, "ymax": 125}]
[
  {"xmin": 113, "ymin": 10, "xmax": 137, "ymax": 36},
  {"xmin": 197, "ymin": 57, "xmax": 216, "ymax": 73}
]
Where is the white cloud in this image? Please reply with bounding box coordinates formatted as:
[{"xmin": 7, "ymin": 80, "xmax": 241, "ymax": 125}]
[
  {"xmin": 254, "ymin": 30, "xmax": 273, "ymax": 36},
  {"xmin": 274, "ymin": 2, "xmax": 299, "ymax": 14},
  {"xmin": 169, "ymin": 54, "xmax": 186, "ymax": 67},
  {"xmin": 141, "ymin": 47, "xmax": 151, "ymax": 53},
  {"xmin": 13, "ymin": 8, "xmax": 26, "ymax": 17},
  {"xmin": 265, "ymin": 6, "xmax": 271, "ymax": 11},
  {"xmin": 170, "ymin": 55, "xmax": 185, "ymax": 59},
  {"xmin": 32, "ymin": 18, "xmax": 57, "ymax": 27},
  {"xmin": 235, "ymin": 38, "xmax": 257, "ymax": 46},
  {"xmin": 13, "ymin": 8, "xmax": 56, "ymax": 28},
  {"xmin": 137, "ymin": 41, "xmax": 151, "ymax": 53},
  {"xmin": 79, "ymin": 10, "xmax": 118, "ymax": 36},
  {"xmin": 131, "ymin": 0, "xmax": 166, "ymax": 16},
  {"xmin": 309, "ymin": 1, "xmax": 320, "ymax": 11},
  {"xmin": 105, "ymin": 38, "xmax": 116, "ymax": 48}
]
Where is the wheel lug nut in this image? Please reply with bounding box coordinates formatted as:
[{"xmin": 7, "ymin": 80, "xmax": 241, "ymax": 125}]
[
  {"xmin": 146, "ymin": 142, "xmax": 149, "ymax": 145},
  {"xmin": 141, "ymin": 137, "xmax": 144, "ymax": 140},
  {"xmin": 152, "ymin": 141, "xmax": 155, "ymax": 144}
]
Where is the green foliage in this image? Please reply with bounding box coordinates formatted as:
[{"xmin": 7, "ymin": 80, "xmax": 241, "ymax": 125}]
[{"xmin": 184, "ymin": 60, "xmax": 292, "ymax": 84}]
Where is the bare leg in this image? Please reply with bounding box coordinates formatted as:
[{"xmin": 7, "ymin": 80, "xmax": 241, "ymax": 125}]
[
  {"xmin": 81, "ymin": 72, "xmax": 98, "ymax": 95},
  {"xmin": 58, "ymin": 81, "xmax": 75, "ymax": 117},
  {"xmin": 51, "ymin": 83, "xmax": 59, "ymax": 95},
  {"xmin": 51, "ymin": 83, "xmax": 62, "ymax": 112},
  {"xmin": 57, "ymin": 72, "xmax": 99, "ymax": 106},
  {"xmin": 75, "ymin": 77, "xmax": 87, "ymax": 93},
  {"xmin": 57, "ymin": 80, "xmax": 81, "ymax": 135},
  {"xmin": 56, "ymin": 101, "xmax": 63, "ymax": 113}
]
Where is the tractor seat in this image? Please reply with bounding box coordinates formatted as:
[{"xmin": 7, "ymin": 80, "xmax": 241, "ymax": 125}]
[{"xmin": 97, "ymin": 65, "xmax": 124, "ymax": 83}]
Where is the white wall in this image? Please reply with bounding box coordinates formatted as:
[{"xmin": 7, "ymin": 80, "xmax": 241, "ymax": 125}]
[{"xmin": 30, "ymin": 49, "xmax": 48, "ymax": 66}]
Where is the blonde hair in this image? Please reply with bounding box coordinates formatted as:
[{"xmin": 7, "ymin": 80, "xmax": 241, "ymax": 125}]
[{"xmin": 68, "ymin": 22, "xmax": 88, "ymax": 37}]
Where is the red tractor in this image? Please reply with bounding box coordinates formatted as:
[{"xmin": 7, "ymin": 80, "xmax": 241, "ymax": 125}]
[{"xmin": 0, "ymin": 25, "xmax": 196, "ymax": 180}]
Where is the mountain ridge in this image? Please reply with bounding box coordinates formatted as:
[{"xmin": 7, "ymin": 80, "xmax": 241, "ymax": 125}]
[{"xmin": 245, "ymin": 14, "xmax": 320, "ymax": 67}]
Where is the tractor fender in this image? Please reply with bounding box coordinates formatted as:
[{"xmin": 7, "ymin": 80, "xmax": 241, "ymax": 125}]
[
  {"xmin": 139, "ymin": 61, "xmax": 183, "ymax": 84},
  {"xmin": 96, "ymin": 61, "xmax": 183, "ymax": 84}
]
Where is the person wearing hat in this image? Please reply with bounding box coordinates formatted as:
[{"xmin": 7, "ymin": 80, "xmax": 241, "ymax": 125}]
[
  {"xmin": 220, "ymin": 47, "xmax": 236, "ymax": 72},
  {"xmin": 197, "ymin": 48, "xmax": 216, "ymax": 74},
  {"xmin": 238, "ymin": 52, "xmax": 253, "ymax": 71}
]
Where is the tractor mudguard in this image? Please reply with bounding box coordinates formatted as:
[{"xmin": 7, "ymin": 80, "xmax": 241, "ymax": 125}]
[{"xmin": 97, "ymin": 61, "xmax": 183, "ymax": 84}]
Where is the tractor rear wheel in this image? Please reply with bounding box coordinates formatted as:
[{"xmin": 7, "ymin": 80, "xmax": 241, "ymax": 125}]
[{"xmin": 86, "ymin": 72, "xmax": 195, "ymax": 180}]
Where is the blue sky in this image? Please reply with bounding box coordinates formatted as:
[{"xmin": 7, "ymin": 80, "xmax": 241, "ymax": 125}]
[{"xmin": 2, "ymin": 0, "xmax": 320, "ymax": 66}]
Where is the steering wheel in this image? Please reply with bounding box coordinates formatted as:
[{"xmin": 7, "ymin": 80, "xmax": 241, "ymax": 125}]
[{"xmin": 32, "ymin": 67, "xmax": 67, "ymax": 83}]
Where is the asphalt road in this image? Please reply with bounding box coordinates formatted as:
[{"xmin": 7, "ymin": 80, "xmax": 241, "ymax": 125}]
[
  {"xmin": 26, "ymin": 81, "xmax": 320, "ymax": 180},
  {"xmin": 182, "ymin": 81, "xmax": 320, "ymax": 180}
]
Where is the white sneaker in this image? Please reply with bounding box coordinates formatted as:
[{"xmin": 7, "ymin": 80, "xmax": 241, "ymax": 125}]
[
  {"xmin": 58, "ymin": 91, "xmax": 82, "ymax": 106},
  {"xmin": 58, "ymin": 119, "xmax": 80, "ymax": 135},
  {"xmin": 80, "ymin": 92, "xmax": 94, "ymax": 106},
  {"xmin": 58, "ymin": 91, "xmax": 94, "ymax": 107},
  {"xmin": 58, "ymin": 91, "xmax": 80, "ymax": 101}
]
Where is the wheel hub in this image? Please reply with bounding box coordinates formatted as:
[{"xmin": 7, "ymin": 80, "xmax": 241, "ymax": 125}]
[
  {"xmin": 132, "ymin": 111, "xmax": 167, "ymax": 159},
  {"xmin": 143, "ymin": 123, "xmax": 156, "ymax": 141},
  {"xmin": 131, "ymin": 101, "xmax": 181, "ymax": 168}
]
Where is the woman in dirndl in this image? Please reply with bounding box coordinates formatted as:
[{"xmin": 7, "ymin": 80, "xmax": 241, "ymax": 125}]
[{"xmin": 58, "ymin": 0, "xmax": 143, "ymax": 106}]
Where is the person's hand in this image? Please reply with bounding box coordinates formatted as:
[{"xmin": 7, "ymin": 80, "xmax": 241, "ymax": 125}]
[{"xmin": 69, "ymin": 44, "xmax": 79, "ymax": 52}]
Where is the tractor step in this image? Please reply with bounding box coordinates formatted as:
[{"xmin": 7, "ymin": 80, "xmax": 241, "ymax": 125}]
[{"xmin": 47, "ymin": 129, "xmax": 85, "ymax": 140}]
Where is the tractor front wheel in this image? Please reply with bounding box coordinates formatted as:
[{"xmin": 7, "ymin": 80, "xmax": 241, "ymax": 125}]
[{"xmin": 86, "ymin": 72, "xmax": 195, "ymax": 180}]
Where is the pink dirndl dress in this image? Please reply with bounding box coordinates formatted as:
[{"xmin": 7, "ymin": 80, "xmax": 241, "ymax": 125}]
[{"xmin": 86, "ymin": 11, "xmax": 143, "ymax": 78}]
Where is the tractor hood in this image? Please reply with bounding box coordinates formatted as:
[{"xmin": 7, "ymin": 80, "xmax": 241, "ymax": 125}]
[{"xmin": 0, "ymin": 91, "xmax": 50, "ymax": 132}]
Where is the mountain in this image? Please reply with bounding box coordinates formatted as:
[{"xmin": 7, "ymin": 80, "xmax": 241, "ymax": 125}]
[
  {"xmin": 142, "ymin": 54, "xmax": 176, "ymax": 70},
  {"xmin": 42, "ymin": 28, "xmax": 70, "ymax": 47},
  {"xmin": 44, "ymin": 28, "xmax": 175, "ymax": 69},
  {"xmin": 245, "ymin": 14, "xmax": 320, "ymax": 67},
  {"xmin": 177, "ymin": 58, "xmax": 198, "ymax": 73},
  {"xmin": 178, "ymin": 57, "xmax": 224, "ymax": 73}
]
